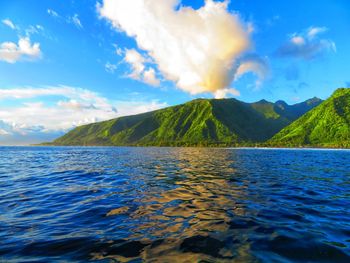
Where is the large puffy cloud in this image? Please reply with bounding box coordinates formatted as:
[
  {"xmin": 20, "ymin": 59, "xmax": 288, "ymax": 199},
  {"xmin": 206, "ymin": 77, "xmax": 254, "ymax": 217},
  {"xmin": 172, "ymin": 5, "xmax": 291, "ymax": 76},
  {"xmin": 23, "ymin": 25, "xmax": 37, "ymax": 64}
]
[
  {"xmin": 0, "ymin": 37, "xmax": 41, "ymax": 63},
  {"xmin": 276, "ymin": 26, "xmax": 336, "ymax": 60},
  {"xmin": 98, "ymin": 0, "xmax": 265, "ymax": 97},
  {"xmin": 0, "ymin": 86, "xmax": 167, "ymax": 145}
]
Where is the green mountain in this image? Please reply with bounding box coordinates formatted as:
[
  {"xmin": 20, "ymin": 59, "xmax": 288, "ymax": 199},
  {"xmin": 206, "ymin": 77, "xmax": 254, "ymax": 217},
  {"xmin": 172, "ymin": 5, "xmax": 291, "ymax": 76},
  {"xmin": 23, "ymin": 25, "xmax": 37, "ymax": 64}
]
[
  {"xmin": 269, "ymin": 88, "xmax": 350, "ymax": 147},
  {"xmin": 50, "ymin": 97, "xmax": 321, "ymax": 146}
]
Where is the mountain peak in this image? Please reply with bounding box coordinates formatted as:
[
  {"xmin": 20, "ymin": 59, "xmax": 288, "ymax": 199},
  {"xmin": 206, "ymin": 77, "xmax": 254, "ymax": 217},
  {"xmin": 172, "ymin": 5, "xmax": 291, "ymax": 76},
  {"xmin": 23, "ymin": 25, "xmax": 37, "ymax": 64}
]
[
  {"xmin": 275, "ymin": 100, "xmax": 288, "ymax": 106},
  {"xmin": 306, "ymin": 96, "xmax": 321, "ymax": 102},
  {"xmin": 256, "ymin": 99, "xmax": 270, "ymax": 104}
]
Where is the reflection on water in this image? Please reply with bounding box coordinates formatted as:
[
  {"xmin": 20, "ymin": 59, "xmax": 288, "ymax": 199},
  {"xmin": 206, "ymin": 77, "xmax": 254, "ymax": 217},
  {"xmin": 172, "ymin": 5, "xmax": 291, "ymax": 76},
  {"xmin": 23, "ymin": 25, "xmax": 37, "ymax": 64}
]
[
  {"xmin": 0, "ymin": 147, "xmax": 350, "ymax": 262},
  {"xmin": 123, "ymin": 149, "xmax": 252, "ymax": 262}
]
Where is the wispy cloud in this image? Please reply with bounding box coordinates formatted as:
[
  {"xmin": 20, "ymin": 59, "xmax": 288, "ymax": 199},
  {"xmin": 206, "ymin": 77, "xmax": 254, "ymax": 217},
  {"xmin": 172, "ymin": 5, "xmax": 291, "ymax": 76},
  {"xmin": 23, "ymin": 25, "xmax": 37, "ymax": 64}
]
[
  {"xmin": 113, "ymin": 100, "xmax": 168, "ymax": 117},
  {"xmin": 47, "ymin": 9, "xmax": 59, "ymax": 18},
  {"xmin": 25, "ymin": 24, "xmax": 44, "ymax": 36},
  {"xmin": 266, "ymin": 15, "xmax": 280, "ymax": 27},
  {"xmin": 234, "ymin": 55, "xmax": 269, "ymax": 90},
  {"xmin": 0, "ymin": 37, "xmax": 41, "ymax": 63},
  {"xmin": 276, "ymin": 26, "xmax": 336, "ymax": 60},
  {"xmin": 2, "ymin": 19, "xmax": 16, "ymax": 30},
  {"xmin": 70, "ymin": 14, "xmax": 83, "ymax": 29},
  {"xmin": 307, "ymin": 27, "xmax": 327, "ymax": 39},
  {"xmin": 2, "ymin": 18, "xmax": 45, "ymax": 37},
  {"xmin": 105, "ymin": 62, "xmax": 117, "ymax": 73},
  {"xmin": 47, "ymin": 9, "xmax": 83, "ymax": 29}
]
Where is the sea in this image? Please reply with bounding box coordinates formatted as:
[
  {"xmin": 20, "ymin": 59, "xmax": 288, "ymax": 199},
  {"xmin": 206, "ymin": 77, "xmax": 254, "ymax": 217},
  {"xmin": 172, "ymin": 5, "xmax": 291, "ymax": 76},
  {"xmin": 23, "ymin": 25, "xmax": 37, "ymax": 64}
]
[{"xmin": 0, "ymin": 146, "xmax": 349, "ymax": 262}]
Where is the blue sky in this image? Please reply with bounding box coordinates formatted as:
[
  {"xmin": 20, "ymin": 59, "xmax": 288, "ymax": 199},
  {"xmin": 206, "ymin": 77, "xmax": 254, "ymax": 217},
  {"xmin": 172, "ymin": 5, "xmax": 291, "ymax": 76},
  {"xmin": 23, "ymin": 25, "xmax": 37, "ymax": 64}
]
[{"xmin": 0, "ymin": 0, "xmax": 349, "ymax": 145}]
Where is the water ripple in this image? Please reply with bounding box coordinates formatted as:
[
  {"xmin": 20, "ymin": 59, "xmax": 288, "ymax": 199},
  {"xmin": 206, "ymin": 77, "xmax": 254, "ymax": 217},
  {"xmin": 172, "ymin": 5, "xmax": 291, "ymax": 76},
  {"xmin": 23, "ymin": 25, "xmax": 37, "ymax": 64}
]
[{"xmin": 0, "ymin": 146, "xmax": 349, "ymax": 262}]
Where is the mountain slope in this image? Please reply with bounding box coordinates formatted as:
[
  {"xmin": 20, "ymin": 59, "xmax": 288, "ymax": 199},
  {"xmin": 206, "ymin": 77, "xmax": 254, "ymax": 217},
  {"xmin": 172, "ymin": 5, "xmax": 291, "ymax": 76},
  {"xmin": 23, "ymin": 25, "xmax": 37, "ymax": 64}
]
[
  {"xmin": 269, "ymin": 88, "xmax": 350, "ymax": 147},
  {"xmin": 51, "ymin": 97, "xmax": 322, "ymax": 146}
]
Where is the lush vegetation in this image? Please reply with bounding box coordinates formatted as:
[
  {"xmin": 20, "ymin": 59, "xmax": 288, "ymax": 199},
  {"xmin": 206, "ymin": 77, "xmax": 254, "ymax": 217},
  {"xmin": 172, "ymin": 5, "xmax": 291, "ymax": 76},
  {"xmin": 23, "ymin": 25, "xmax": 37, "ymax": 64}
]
[
  {"xmin": 269, "ymin": 88, "xmax": 350, "ymax": 147},
  {"xmin": 49, "ymin": 96, "xmax": 322, "ymax": 146}
]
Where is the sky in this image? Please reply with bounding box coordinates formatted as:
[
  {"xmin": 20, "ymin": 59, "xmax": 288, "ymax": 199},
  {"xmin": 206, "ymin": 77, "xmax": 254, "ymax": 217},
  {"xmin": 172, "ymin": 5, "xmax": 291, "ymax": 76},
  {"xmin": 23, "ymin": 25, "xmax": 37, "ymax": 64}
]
[{"xmin": 0, "ymin": 0, "xmax": 350, "ymax": 145}]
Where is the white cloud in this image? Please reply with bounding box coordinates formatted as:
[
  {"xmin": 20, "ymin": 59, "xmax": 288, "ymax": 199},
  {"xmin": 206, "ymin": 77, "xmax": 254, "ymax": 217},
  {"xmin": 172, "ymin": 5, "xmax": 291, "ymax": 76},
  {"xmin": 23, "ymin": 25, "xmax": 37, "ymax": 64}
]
[
  {"xmin": 0, "ymin": 128, "xmax": 10, "ymax": 135},
  {"xmin": 124, "ymin": 49, "xmax": 145, "ymax": 77},
  {"xmin": 143, "ymin": 68, "xmax": 160, "ymax": 86},
  {"xmin": 47, "ymin": 9, "xmax": 83, "ymax": 30},
  {"xmin": 124, "ymin": 48, "xmax": 160, "ymax": 86},
  {"xmin": 0, "ymin": 86, "xmax": 74, "ymax": 99},
  {"xmin": 98, "ymin": 0, "xmax": 264, "ymax": 96},
  {"xmin": 277, "ymin": 26, "xmax": 336, "ymax": 60},
  {"xmin": 116, "ymin": 47, "xmax": 123, "ymax": 56},
  {"xmin": 114, "ymin": 100, "xmax": 168, "ymax": 117},
  {"xmin": 0, "ymin": 37, "xmax": 41, "ymax": 63},
  {"xmin": 57, "ymin": 99, "xmax": 97, "ymax": 110},
  {"xmin": 2, "ymin": 19, "xmax": 16, "ymax": 30},
  {"xmin": 105, "ymin": 62, "xmax": 117, "ymax": 73},
  {"xmin": 112, "ymin": 44, "xmax": 124, "ymax": 56},
  {"xmin": 214, "ymin": 88, "xmax": 240, "ymax": 99},
  {"xmin": 236, "ymin": 61, "xmax": 266, "ymax": 81},
  {"xmin": 0, "ymin": 120, "xmax": 63, "ymax": 146},
  {"xmin": 47, "ymin": 9, "xmax": 59, "ymax": 17},
  {"xmin": 0, "ymin": 86, "xmax": 167, "ymax": 145},
  {"xmin": 25, "ymin": 24, "xmax": 44, "ymax": 36},
  {"xmin": 291, "ymin": 36, "xmax": 305, "ymax": 46},
  {"xmin": 0, "ymin": 86, "xmax": 118, "ymax": 132},
  {"xmin": 307, "ymin": 26, "xmax": 327, "ymax": 39},
  {"xmin": 70, "ymin": 14, "xmax": 83, "ymax": 29},
  {"xmin": 36, "ymin": 25, "xmax": 44, "ymax": 31},
  {"xmin": 234, "ymin": 56, "xmax": 269, "ymax": 90},
  {"xmin": 1, "ymin": 101, "xmax": 110, "ymax": 131}
]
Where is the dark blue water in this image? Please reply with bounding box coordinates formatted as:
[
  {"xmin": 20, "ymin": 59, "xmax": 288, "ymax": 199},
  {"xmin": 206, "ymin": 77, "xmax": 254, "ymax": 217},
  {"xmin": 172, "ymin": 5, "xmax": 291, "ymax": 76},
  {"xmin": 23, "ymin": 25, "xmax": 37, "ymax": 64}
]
[{"xmin": 0, "ymin": 147, "xmax": 349, "ymax": 262}]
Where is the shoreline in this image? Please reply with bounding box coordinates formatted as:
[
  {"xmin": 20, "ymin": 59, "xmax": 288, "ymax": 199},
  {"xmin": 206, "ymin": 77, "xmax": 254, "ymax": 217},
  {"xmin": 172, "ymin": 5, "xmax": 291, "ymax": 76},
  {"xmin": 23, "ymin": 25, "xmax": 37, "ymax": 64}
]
[{"xmin": 3, "ymin": 145, "xmax": 350, "ymax": 150}]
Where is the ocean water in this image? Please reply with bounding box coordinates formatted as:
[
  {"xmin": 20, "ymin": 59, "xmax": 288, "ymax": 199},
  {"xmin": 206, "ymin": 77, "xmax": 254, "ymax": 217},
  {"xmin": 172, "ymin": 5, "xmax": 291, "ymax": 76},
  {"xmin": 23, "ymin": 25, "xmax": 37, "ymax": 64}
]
[{"xmin": 0, "ymin": 147, "xmax": 350, "ymax": 262}]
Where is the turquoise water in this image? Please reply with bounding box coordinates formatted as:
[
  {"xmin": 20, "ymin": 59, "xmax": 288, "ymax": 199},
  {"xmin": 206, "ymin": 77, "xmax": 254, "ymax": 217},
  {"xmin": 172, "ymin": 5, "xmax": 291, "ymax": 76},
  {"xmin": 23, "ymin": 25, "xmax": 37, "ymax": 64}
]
[{"xmin": 0, "ymin": 147, "xmax": 349, "ymax": 262}]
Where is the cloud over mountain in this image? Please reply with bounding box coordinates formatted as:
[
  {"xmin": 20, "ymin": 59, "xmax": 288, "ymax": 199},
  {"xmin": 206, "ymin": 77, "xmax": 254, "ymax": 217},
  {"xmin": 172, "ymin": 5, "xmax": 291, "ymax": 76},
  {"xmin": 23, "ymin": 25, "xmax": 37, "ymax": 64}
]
[
  {"xmin": 98, "ymin": 0, "xmax": 265, "ymax": 97},
  {"xmin": 0, "ymin": 86, "xmax": 167, "ymax": 144}
]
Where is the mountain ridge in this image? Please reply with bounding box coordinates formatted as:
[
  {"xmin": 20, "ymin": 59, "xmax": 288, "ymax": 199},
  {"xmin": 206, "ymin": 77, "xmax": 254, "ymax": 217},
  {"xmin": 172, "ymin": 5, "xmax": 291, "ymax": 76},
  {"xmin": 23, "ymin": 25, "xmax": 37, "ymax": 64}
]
[
  {"xmin": 268, "ymin": 88, "xmax": 350, "ymax": 147},
  {"xmin": 48, "ymin": 96, "xmax": 323, "ymax": 146}
]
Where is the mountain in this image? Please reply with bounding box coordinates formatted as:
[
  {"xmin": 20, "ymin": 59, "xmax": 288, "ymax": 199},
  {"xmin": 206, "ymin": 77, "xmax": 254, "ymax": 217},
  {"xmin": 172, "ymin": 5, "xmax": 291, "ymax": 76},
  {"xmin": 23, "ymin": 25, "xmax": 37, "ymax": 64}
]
[
  {"xmin": 274, "ymin": 97, "xmax": 323, "ymax": 120},
  {"xmin": 50, "ymin": 97, "xmax": 322, "ymax": 146},
  {"xmin": 269, "ymin": 88, "xmax": 350, "ymax": 147}
]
